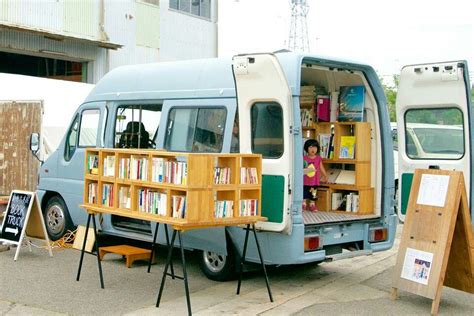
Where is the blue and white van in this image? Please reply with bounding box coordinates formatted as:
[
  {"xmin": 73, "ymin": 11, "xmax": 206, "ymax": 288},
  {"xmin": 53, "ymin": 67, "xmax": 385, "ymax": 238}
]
[{"xmin": 35, "ymin": 52, "xmax": 398, "ymax": 280}]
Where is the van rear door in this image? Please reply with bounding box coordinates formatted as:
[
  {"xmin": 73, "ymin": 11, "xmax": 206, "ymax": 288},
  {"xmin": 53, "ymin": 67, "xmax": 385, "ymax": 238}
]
[
  {"xmin": 396, "ymin": 61, "xmax": 473, "ymax": 222},
  {"xmin": 232, "ymin": 53, "xmax": 292, "ymax": 233}
]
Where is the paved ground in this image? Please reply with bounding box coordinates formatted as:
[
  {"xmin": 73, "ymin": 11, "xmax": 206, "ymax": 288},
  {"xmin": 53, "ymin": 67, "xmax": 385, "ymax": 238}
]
[{"xmin": 0, "ymin": 225, "xmax": 473, "ymax": 315}]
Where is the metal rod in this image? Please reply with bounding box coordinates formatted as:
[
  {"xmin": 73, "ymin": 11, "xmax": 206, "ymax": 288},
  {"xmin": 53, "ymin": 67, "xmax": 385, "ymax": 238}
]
[
  {"xmin": 165, "ymin": 224, "xmax": 175, "ymax": 279},
  {"xmin": 252, "ymin": 224, "xmax": 273, "ymax": 302},
  {"xmin": 92, "ymin": 215, "xmax": 104, "ymax": 289},
  {"xmin": 148, "ymin": 222, "xmax": 159, "ymax": 273},
  {"xmin": 178, "ymin": 231, "xmax": 192, "ymax": 316},
  {"xmin": 76, "ymin": 213, "xmax": 92, "ymax": 282},
  {"xmin": 156, "ymin": 230, "xmax": 177, "ymax": 307},
  {"xmin": 237, "ymin": 224, "xmax": 250, "ymax": 295}
]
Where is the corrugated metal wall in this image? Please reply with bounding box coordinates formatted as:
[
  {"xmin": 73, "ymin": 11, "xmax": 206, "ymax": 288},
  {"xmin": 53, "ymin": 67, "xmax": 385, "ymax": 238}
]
[
  {"xmin": 0, "ymin": 0, "xmax": 218, "ymax": 83},
  {"xmin": 0, "ymin": 0, "xmax": 99, "ymax": 40}
]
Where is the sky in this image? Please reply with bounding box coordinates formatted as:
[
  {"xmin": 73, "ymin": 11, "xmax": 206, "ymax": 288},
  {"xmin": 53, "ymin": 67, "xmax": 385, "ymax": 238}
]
[{"xmin": 218, "ymin": 0, "xmax": 474, "ymax": 86}]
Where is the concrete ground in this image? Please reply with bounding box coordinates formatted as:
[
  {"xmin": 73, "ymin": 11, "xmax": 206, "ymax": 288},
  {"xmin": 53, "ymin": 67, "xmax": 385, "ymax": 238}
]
[{"xmin": 0, "ymin": 225, "xmax": 473, "ymax": 315}]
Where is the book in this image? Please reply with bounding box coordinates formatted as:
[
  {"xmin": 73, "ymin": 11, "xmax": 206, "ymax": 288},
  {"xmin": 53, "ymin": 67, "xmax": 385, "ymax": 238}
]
[
  {"xmin": 326, "ymin": 168, "xmax": 342, "ymax": 184},
  {"xmin": 338, "ymin": 86, "xmax": 365, "ymax": 122},
  {"xmin": 315, "ymin": 95, "xmax": 330, "ymax": 122},
  {"xmin": 331, "ymin": 192, "xmax": 343, "ymax": 210},
  {"xmin": 335, "ymin": 170, "xmax": 356, "ymax": 185},
  {"xmin": 318, "ymin": 134, "xmax": 332, "ymax": 158},
  {"xmin": 339, "ymin": 136, "xmax": 356, "ymax": 159}
]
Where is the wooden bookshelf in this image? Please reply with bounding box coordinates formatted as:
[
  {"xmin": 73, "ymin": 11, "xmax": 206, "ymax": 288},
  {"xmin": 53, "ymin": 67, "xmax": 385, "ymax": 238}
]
[
  {"xmin": 313, "ymin": 122, "xmax": 374, "ymax": 214},
  {"xmin": 82, "ymin": 149, "xmax": 264, "ymax": 230}
]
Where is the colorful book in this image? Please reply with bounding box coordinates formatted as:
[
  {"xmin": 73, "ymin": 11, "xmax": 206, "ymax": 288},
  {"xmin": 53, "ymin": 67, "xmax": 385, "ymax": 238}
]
[
  {"xmin": 315, "ymin": 95, "xmax": 330, "ymax": 122},
  {"xmin": 338, "ymin": 86, "xmax": 365, "ymax": 122},
  {"xmin": 339, "ymin": 136, "xmax": 356, "ymax": 159}
]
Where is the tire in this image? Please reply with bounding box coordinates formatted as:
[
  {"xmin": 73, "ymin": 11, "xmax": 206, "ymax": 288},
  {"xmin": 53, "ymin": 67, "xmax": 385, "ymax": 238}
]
[
  {"xmin": 199, "ymin": 245, "xmax": 237, "ymax": 281},
  {"xmin": 44, "ymin": 196, "xmax": 74, "ymax": 241}
]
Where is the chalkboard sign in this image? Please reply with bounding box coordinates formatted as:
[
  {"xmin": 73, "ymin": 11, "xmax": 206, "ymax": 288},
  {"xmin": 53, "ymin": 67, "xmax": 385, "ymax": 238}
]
[
  {"xmin": 0, "ymin": 190, "xmax": 52, "ymax": 261},
  {"xmin": 0, "ymin": 191, "xmax": 33, "ymax": 243}
]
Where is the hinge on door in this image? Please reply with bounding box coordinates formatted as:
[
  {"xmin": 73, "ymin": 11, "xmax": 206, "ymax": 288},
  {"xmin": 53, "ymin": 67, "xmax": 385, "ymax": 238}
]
[
  {"xmin": 288, "ymin": 174, "xmax": 292, "ymax": 195},
  {"xmin": 291, "ymin": 126, "xmax": 300, "ymax": 135}
]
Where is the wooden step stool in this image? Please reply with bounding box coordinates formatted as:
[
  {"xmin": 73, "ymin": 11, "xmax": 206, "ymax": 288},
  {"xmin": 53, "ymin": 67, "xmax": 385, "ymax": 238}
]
[{"xmin": 99, "ymin": 245, "xmax": 155, "ymax": 268}]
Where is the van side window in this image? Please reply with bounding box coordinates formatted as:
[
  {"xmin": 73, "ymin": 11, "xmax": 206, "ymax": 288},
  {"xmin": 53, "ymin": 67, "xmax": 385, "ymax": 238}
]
[
  {"xmin": 114, "ymin": 105, "xmax": 161, "ymax": 149},
  {"xmin": 404, "ymin": 108, "xmax": 464, "ymax": 160},
  {"xmin": 251, "ymin": 102, "xmax": 283, "ymax": 158},
  {"xmin": 165, "ymin": 108, "xmax": 226, "ymax": 152},
  {"xmin": 64, "ymin": 109, "xmax": 100, "ymax": 161}
]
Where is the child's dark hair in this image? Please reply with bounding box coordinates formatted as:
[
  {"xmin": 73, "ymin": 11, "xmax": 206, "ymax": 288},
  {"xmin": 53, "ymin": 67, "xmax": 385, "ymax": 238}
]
[{"xmin": 304, "ymin": 139, "xmax": 320, "ymax": 154}]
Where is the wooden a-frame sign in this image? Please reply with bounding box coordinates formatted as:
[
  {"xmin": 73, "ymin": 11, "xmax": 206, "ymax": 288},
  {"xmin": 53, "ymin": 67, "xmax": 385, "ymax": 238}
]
[
  {"xmin": 391, "ymin": 169, "xmax": 474, "ymax": 315},
  {"xmin": 0, "ymin": 190, "xmax": 52, "ymax": 261}
]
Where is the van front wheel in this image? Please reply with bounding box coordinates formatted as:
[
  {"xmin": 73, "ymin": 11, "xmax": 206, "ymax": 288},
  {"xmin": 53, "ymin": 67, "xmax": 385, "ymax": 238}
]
[
  {"xmin": 44, "ymin": 196, "xmax": 74, "ymax": 241},
  {"xmin": 199, "ymin": 248, "xmax": 236, "ymax": 281}
]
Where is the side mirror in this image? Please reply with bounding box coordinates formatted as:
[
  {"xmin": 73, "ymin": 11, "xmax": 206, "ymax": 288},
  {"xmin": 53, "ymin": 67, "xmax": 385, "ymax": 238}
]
[{"xmin": 30, "ymin": 133, "xmax": 40, "ymax": 153}]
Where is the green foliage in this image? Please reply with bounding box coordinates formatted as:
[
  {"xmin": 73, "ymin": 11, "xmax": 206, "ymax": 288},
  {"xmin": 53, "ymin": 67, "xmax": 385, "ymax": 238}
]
[
  {"xmin": 406, "ymin": 108, "xmax": 463, "ymax": 125},
  {"xmin": 381, "ymin": 75, "xmax": 399, "ymax": 122}
]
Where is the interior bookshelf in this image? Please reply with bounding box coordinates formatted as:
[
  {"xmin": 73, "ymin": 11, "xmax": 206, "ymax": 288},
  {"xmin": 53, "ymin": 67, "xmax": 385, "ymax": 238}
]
[
  {"xmin": 82, "ymin": 149, "xmax": 263, "ymax": 228},
  {"xmin": 303, "ymin": 120, "xmax": 373, "ymax": 215},
  {"xmin": 320, "ymin": 122, "xmax": 372, "ymax": 214}
]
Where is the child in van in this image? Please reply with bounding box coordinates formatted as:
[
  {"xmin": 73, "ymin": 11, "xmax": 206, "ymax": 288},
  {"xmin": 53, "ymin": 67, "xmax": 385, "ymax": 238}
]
[{"xmin": 303, "ymin": 139, "xmax": 327, "ymax": 212}]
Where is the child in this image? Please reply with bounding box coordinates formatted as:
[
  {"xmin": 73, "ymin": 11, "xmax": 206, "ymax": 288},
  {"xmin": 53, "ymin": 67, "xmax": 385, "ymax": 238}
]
[{"xmin": 303, "ymin": 139, "xmax": 327, "ymax": 212}]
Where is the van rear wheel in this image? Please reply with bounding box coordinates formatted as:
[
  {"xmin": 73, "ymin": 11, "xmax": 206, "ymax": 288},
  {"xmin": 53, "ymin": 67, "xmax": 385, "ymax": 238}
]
[
  {"xmin": 199, "ymin": 248, "xmax": 236, "ymax": 281},
  {"xmin": 44, "ymin": 196, "xmax": 74, "ymax": 241}
]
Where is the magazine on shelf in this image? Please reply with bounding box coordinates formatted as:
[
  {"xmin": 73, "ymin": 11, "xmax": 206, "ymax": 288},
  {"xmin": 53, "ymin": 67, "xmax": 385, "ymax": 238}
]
[
  {"xmin": 326, "ymin": 168, "xmax": 342, "ymax": 184},
  {"xmin": 338, "ymin": 86, "xmax": 365, "ymax": 122},
  {"xmin": 339, "ymin": 136, "xmax": 356, "ymax": 159},
  {"xmin": 335, "ymin": 170, "xmax": 356, "ymax": 185}
]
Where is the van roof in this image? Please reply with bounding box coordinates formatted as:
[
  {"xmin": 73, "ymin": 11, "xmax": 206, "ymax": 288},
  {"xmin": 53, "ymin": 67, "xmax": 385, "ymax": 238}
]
[{"xmin": 84, "ymin": 52, "xmax": 376, "ymax": 103}]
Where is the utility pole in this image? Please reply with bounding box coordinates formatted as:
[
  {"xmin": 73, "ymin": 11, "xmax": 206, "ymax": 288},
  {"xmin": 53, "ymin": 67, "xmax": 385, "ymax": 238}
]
[{"xmin": 288, "ymin": 0, "xmax": 310, "ymax": 52}]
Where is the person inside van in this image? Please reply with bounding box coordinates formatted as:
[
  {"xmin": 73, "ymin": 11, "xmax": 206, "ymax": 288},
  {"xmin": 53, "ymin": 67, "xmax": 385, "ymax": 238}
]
[
  {"xmin": 118, "ymin": 121, "xmax": 151, "ymax": 149},
  {"xmin": 303, "ymin": 139, "xmax": 327, "ymax": 212}
]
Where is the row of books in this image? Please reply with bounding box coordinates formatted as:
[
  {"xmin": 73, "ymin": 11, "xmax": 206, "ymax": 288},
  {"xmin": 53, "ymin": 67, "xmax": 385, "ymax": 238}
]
[
  {"xmin": 172, "ymin": 195, "xmax": 186, "ymax": 218},
  {"xmin": 88, "ymin": 183, "xmax": 97, "ymax": 203},
  {"xmin": 214, "ymin": 200, "xmax": 234, "ymax": 218},
  {"xmin": 214, "ymin": 167, "xmax": 231, "ymax": 185},
  {"xmin": 102, "ymin": 184, "xmax": 114, "ymax": 207},
  {"xmin": 118, "ymin": 156, "xmax": 148, "ymax": 180},
  {"xmin": 151, "ymin": 158, "xmax": 188, "ymax": 185},
  {"xmin": 88, "ymin": 155, "xmax": 99, "ymax": 175},
  {"xmin": 240, "ymin": 199, "xmax": 258, "ymax": 216},
  {"xmin": 317, "ymin": 134, "xmax": 356, "ymax": 159},
  {"xmin": 299, "ymin": 85, "xmax": 365, "ymax": 123},
  {"xmin": 240, "ymin": 167, "xmax": 258, "ymax": 184},
  {"xmin": 331, "ymin": 192, "xmax": 360, "ymax": 212},
  {"xmin": 103, "ymin": 156, "xmax": 116, "ymax": 177},
  {"xmin": 137, "ymin": 188, "xmax": 167, "ymax": 215}
]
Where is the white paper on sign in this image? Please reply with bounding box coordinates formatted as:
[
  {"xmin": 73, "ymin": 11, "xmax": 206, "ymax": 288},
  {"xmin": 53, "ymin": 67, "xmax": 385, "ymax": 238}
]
[
  {"xmin": 401, "ymin": 248, "xmax": 434, "ymax": 285},
  {"xmin": 416, "ymin": 174, "xmax": 450, "ymax": 207}
]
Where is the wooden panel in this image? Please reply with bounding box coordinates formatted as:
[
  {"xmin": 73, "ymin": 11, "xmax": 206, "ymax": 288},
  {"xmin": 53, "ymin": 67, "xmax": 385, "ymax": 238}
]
[
  {"xmin": 0, "ymin": 101, "xmax": 42, "ymax": 195},
  {"xmin": 392, "ymin": 170, "xmax": 467, "ymax": 298}
]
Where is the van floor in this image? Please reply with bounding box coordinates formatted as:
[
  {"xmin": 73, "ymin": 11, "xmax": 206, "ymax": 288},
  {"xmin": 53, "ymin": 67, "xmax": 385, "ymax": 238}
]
[{"xmin": 303, "ymin": 210, "xmax": 379, "ymax": 225}]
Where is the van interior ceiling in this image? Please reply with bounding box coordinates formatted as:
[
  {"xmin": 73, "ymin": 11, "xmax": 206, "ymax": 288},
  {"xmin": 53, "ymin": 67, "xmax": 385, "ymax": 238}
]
[{"xmin": 300, "ymin": 62, "xmax": 382, "ymax": 219}]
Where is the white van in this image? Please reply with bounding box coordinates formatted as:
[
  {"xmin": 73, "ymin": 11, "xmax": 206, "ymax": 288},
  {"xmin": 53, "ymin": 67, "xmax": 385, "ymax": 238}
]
[{"xmin": 34, "ymin": 52, "xmax": 405, "ymax": 280}]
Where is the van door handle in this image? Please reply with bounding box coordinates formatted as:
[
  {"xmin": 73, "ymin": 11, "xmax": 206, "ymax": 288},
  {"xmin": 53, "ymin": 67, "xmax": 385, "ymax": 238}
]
[{"xmin": 428, "ymin": 165, "xmax": 440, "ymax": 170}]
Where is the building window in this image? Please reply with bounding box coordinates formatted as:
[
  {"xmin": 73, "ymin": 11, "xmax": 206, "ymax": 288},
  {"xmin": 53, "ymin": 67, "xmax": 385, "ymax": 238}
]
[{"xmin": 170, "ymin": 0, "xmax": 211, "ymax": 19}]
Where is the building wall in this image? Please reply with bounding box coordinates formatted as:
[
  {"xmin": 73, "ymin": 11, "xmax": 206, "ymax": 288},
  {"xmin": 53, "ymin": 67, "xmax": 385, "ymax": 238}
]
[
  {"xmin": 159, "ymin": 0, "xmax": 218, "ymax": 61},
  {"xmin": 0, "ymin": 0, "xmax": 218, "ymax": 83}
]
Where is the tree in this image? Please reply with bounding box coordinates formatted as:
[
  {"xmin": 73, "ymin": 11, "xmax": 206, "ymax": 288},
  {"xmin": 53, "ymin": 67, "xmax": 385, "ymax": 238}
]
[{"xmin": 381, "ymin": 75, "xmax": 399, "ymax": 122}]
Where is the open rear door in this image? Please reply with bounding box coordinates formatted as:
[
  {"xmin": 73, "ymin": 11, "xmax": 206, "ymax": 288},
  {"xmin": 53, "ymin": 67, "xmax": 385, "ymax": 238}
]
[
  {"xmin": 396, "ymin": 61, "xmax": 473, "ymax": 222},
  {"xmin": 232, "ymin": 53, "xmax": 292, "ymax": 233}
]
